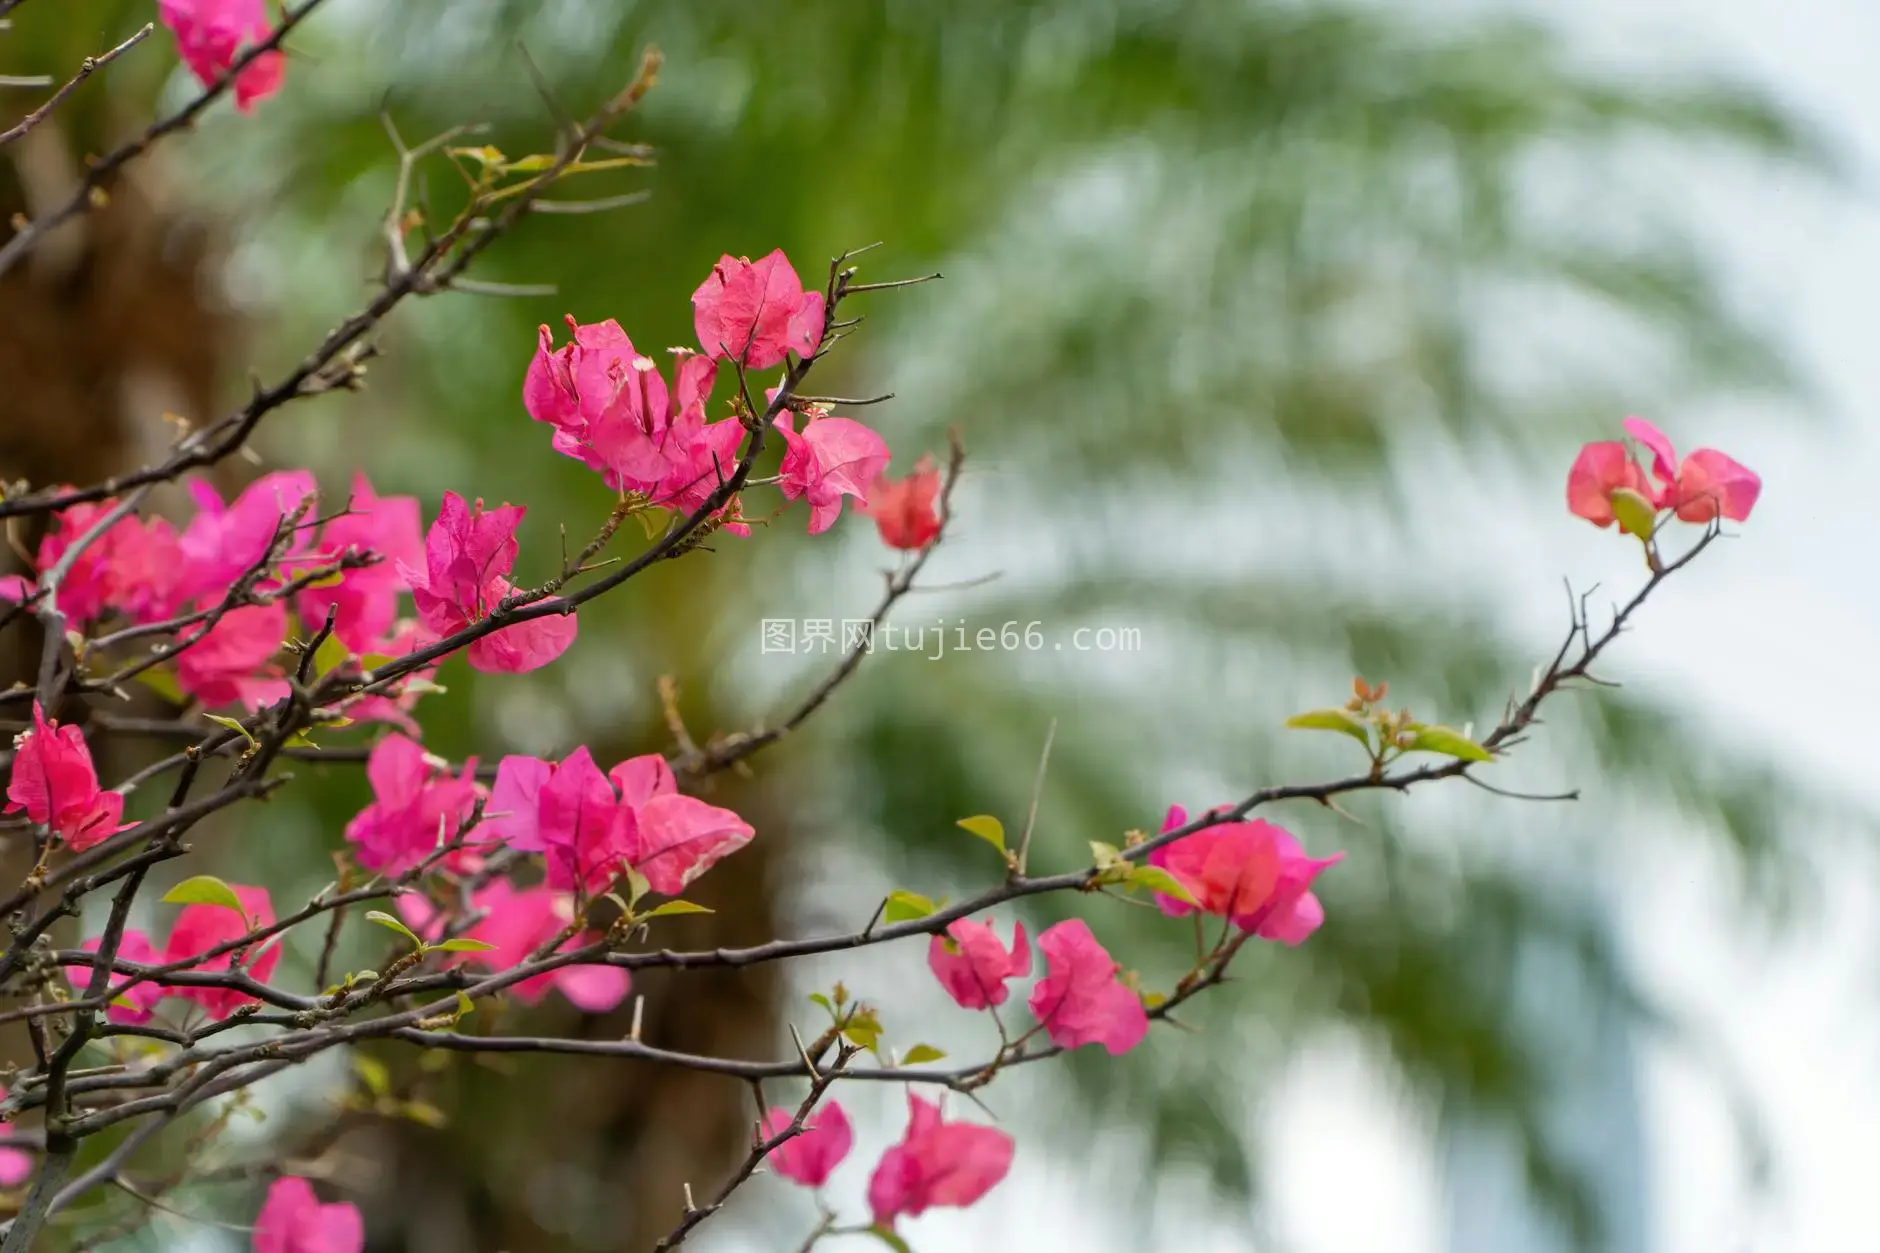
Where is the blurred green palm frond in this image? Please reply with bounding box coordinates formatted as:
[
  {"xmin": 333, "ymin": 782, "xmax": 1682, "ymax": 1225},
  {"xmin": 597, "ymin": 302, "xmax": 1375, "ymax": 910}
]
[{"xmin": 24, "ymin": 0, "xmax": 1851, "ymax": 1245}]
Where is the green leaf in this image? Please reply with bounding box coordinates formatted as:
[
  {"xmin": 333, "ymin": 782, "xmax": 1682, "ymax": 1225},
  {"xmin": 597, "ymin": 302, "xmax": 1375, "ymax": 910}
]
[
  {"xmin": 1284, "ymin": 708, "xmax": 1374, "ymax": 750},
  {"xmin": 352, "ymin": 1054, "xmax": 391, "ymax": 1098},
  {"xmin": 161, "ymin": 875, "xmax": 246, "ymax": 917},
  {"xmin": 808, "ymin": 992, "xmax": 835, "ymax": 1017},
  {"xmin": 203, "ymin": 713, "xmax": 255, "ymax": 747},
  {"xmin": 1127, "ymin": 865, "xmax": 1196, "ymax": 904},
  {"xmin": 881, "ymin": 890, "xmax": 936, "ymax": 925},
  {"xmin": 901, "ymin": 1043, "xmax": 947, "ymax": 1064},
  {"xmin": 364, "ymin": 910, "xmax": 423, "ymax": 947},
  {"xmin": 955, "ymin": 814, "xmax": 1006, "ymax": 854},
  {"xmin": 1402, "ymin": 724, "xmax": 1494, "ymax": 763},
  {"xmin": 503, "ymin": 153, "xmax": 557, "ymax": 173},
  {"xmin": 842, "ymin": 1009, "xmax": 884, "ymax": 1052},
  {"xmin": 449, "ymin": 144, "xmax": 507, "ymax": 166},
  {"xmin": 311, "ymin": 631, "xmax": 352, "ymax": 679},
  {"xmin": 868, "ymin": 1226, "xmax": 915, "ymax": 1253},
  {"xmin": 401, "ymin": 1100, "xmax": 448, "ymax": 1128},
  {"xmin": 635, "ymin": 506, "xmax": 672, "ymax": 539},
  {"xmin": 431, "ymin": 937, "xmax": 497, "ymax": 953},
  {"xmin": 1089, "ymin": 841, "xmax": 1133, "ymax": 885},
  {"xmin": 133, "ymin": 667, "xmax": 184, "ymax": 705},
  {"xmin": 1610, "ymin": 486, "xmax": 1658, "ymax": 539},
  {"xmin": 642, "ymin": 900, "xmax": 715, "ymax": 919},
  {"xmin": 454, "ymin": 991, "xmax": 475, "ymax": 1019},
  {"xmin": 624, "ymin": 867, "xmax": 652, "ymax": 907}
]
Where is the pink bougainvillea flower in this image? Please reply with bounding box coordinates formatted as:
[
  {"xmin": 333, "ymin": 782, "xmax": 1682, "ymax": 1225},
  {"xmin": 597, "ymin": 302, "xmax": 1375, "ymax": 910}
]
[
  {"xmin": 483, "ymin": 753, "xmax": 556, "ymax": 850},
  {"xmin": 1621, "ymin": 416, "xmax": 1762, "ymax": 523},
  {"xmin": 864, "ymin": 456, "xmax": 943, "ymax": 550},
  {"xmin": 524, "ymin": 316, "xmax": 634, "ymax": 449},
  {"xmin": 176, "ymin": 471, "xmax": 317, "ymax": 605},
  {"xmin": 399, "ymin": 493, "xmax": 577, "ymax": 675},
  {"xmin": 867, "ymin": 1092, "xmax": 1014, "ymax": 1227},
  {"xmin": 32, "ymin": 502, "xmax": 117, "ymax": 624},
  {"xmin": 487, "ymin": 749, "xmax": 751, "ymax": 897},
  {"xmin": 4, "ymin": 702, "xmax": 130, "ymax": 851},
  {"xmin": 691, "ymin": 250, "xmax": 825, "ymax": 370},
  {"xmin": 1147, "ymin": 806, "xmax": 1341, "ymax": 945},
  {"xmin": 534, "ymin": 747, "xmax": 636, "ymax": 894},
  {"xmin": 1566, "ymin": 439, "xmax": 1653, "ymax": 530},
  {"xmin": 585, "ymin": 348, "xmax": 719, "ymax": 490},
  {"xmin": 0, "ymin": 1086, "xmax": 33, "ymax": 1187},
  {"xmin": 1026, "ymin": 919, "xmax": 1147, "ymax": 1055},
  {"xmin": 455, "ymin": 879, "xmax": 630, "ymax": 1012},
  {"xmin": 342, "ymin": 734, "xmax": 481, "ymax": 876},
  {"xmin": 298, "ymin": 473, "xmax": 424, "ymax": 651},
  {"xmin": 650, "ymin": 417, "xmax": 753, "ymax": 537},
  {"xmin": 64, "ymin": 929, "xmax": 164, "ymax": 1025},
  {"xmin": 253, "ymin": 1175, "xmax": 364, "ymax": 1253},
  {"xmin": 760, "ymin": 1100, "xmax": 853, "ymax": 1188},
  {"xmin": 163, "ymin": 884, "xmax": 280, "ymax": 1021},
  {"xmin": 0, "ymin": 574, "xmax": 32, "ymax": 604},
  {"xmin": 158, "ymin": 0, "xmax": 285, "ymax": 113},
  {"xmin": 1568, "ymin": 417, "xmax": 1760, "ymax": 530},
  {"xmin": 928, "ymin": 918, "xmax": 1030, "ymax": 1010},
  {"xmin": 527, "ymin": 319, "xmax": 723, "ymax": 494},
  {"xmin": 107, "ymin": 513, "xmax": 187, "ymax": 624},
  {"xmin": 31, "ymin": 501, "xmax": 185, "ymax": 626},
  {"xmin": 774, "ymin": 411, "xmax": 891, "ymax": 535},
  {"xmin": 174, "ymin": 602, "xmax": 289, "ymax": 710},
  {"xmin": 486, "ymin": 748, "xmax": 635, "ymax": 894},
  {"xmin": 608, "ymin": 753, "xmax": 675, "ymax": 808},
  {"xmin": 627, "ymin": 792, "xmax": 756, "ymax": 897}
]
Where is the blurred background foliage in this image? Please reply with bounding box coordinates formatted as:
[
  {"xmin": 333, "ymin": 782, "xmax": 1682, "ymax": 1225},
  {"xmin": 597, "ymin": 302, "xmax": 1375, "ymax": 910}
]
[{"xmin": 0, "ymin": 1, "xmax": 1859, "ymax": 1250}]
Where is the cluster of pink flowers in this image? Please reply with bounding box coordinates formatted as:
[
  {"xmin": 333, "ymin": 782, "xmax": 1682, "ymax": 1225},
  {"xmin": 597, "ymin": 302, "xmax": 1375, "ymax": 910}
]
[
  {"xmin": 920, "ymin": 809, "xmax": 1341, "ymax": 1060},
  {"xmin": 1568, "ymin": 416, "xmax": 1760, "ymax": 533},
  {"xmin": 1, "ymin": 470, "xmax": 421, "ymax": 707},
  {"xmin": 925, "ymin": 916, "xmax": 1146, "ymax": 1053},
  {"xmin": 65, "ymin": 884, "xmax": 280, "ymax": 1023},
  {"xmin": 342, "ymin": 733, "xmax": 481, "ymax": 876},
  {"xmin": 484, "ymin": 746, "xmax": 752, "ymax": 896},
  {"xmin": 0, "ymin": 466, "xmax": 590, "ymax": 729},
  {"xmin": 760, "ymin": 1092, "xmax": 1014, "ymax": 1230},
  {"xmin": 397, "ymin": 880, "xmax": 630, "ymax": 1013},
  {"xmin": 747, "ymin": 809, "xmax": 1344, "ymax": 1233},
  {"xmin": 336, "ymin": 729, "xmax": 757, "ymax": 1017},
  {"xmin": 525, "ymin": 249, "xmax": 946, "ymax": 547}
]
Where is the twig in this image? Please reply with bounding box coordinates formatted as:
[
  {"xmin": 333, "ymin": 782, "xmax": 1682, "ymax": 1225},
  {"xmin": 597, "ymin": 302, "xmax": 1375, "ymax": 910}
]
[{"xmin": 0, "ymin": 23, "xmax": 154, "ymax": 149}]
